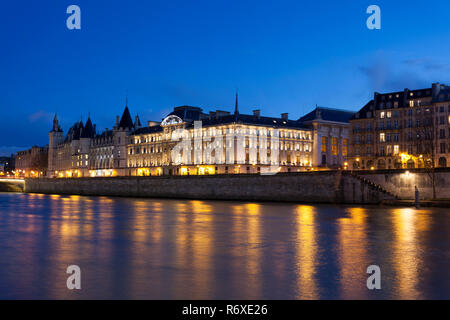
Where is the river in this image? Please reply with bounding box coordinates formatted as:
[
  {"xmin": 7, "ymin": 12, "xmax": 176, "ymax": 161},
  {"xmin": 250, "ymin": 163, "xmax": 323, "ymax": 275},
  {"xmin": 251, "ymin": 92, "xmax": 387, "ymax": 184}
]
[{"xmin": 0, "ymin": 192, "xmax": 448, "ymax": 299}]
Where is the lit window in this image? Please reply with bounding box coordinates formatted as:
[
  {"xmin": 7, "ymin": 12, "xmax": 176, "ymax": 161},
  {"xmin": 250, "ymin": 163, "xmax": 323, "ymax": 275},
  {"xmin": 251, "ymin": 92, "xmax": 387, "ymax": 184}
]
[
  {"xmin": 332, "ymin": 138, "xmax": 338, "ymax": 156},
  {"xmin": 409, "ymin": 100, "xmax": 414, "ymax": 107},
  {"xmin": 386, "ymin": 111, "xmax": 392, "ymax": 118},
  {"xmin": 342, "ymin": 139, "xmax": 348, "ymax": 156},
  {"xmin": 321, "ymin": 137, "xmax": 328, "ymax": 152},
  {"xmin": 380, "ymin": 133, "xmax": 385, "ymax": 142},
  {"xmin": 380, "ymin": 112, "xmax": 385, "ymax": 119},
  {"xmin": 394, "ymin": 145, "xmax": 399, "ymax": 155}
]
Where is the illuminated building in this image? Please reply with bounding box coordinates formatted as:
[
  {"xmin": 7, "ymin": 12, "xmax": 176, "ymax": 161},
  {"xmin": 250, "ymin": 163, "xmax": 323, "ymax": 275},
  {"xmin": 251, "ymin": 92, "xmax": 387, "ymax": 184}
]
[
  {"xmin": 298, "ymin": 107, "xmax": 353, "ymax": 168},
  {"xmin": 46, "ymin": 94, "xmax": 355, "ymax": 177},
  {"xmin": 47, "ymin": 103, "xmax": 140, "ymax": 177},
  {"xmin": 15, "ymin": 146, "xmax": 48, "ymax": 177},
  {"xmin": 350, "ymin": 83, "xmax": 450, "ymax": 170},
  {"xmin": 127, "ymin": 96, "xmax": 315, "ymax": 176}
]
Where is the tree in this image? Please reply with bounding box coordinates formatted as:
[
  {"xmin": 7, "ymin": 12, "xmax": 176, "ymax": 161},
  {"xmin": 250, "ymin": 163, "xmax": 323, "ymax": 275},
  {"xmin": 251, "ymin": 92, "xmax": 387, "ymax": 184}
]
[{"xmin": 414, "ymin": 110, "xmax": 437, "ymax": 199}]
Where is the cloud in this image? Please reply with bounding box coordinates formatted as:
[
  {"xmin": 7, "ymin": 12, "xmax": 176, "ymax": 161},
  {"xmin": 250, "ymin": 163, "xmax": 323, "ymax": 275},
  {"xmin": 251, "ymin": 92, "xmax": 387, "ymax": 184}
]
[
  {"xmin": 28, "ymin": 110, "xmax": 53, "ymax": 123},
  {"xmin": 403, "ymin": 58, "xmax": 450, "ymax": 71},
  {"xmin": 357, "ymin": 53, "xmax": 435, "ymax": 92}
]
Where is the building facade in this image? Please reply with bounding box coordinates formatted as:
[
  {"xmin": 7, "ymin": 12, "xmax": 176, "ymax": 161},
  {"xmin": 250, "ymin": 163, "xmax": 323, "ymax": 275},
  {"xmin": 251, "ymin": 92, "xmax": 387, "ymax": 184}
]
[
  {"xmin": 0, "ymin": 155, "xmax": 15, "ymax": 175},
  {"xmin": 48, "ymin": 105, "xmax": 141, "ymax": 178},
  {"xmin": 298, "ymin": 107, "xmax": 353, "ymax": 168},
  {"xmin": 127, "ymin": 104, "xmax": 314, "ymax": 176},
  {"xmin": 15, "ymin": 146, "xmax": 48, "ymax": 177},
  {"xmin": 45, "ymin": 96, "xmax": 357, "ymax": 178},
  {"xmin": 349, "ymin": 82, "xmax": 450, "ymax": 170}
]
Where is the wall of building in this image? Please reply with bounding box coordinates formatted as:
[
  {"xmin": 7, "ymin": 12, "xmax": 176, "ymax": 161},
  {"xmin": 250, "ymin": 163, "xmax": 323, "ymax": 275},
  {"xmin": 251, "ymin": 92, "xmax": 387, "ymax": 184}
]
[
  {"xmin": 357, "ymin": 168, "xmax": 450, "ymax": 199},
  {"xmin": 24, "ymin": 172, "xmax": 394, "ymax": 204}
]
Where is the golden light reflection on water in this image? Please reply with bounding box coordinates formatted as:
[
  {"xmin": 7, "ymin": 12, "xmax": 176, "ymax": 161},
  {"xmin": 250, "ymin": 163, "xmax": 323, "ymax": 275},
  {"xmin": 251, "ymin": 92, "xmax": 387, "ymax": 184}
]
[
  {"xmin": 173, "ymin": 200, "xmax": 214, "ymax": 298},
  {"xmin": 391, "ymin": 208, "xmax": 430, "ymax": 300},
  {"xmin": 337, "ymin": 207, "xmax": 369, "ymax": 299},
  {"xmin": 230, "ymin": 203, "xmax": 262, "ymax": 299},
  {"xmin": 295, "ymin": 205, "xmax": 318, "ymax": 299}
]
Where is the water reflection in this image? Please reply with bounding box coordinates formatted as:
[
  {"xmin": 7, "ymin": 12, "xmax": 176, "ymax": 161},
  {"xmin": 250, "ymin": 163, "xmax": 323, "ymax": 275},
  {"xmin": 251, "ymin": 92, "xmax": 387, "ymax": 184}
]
[
  {"xmin": 0, "ymin": 193, "xmax": 447, "ymax": 299},
  {"xmin": 295, "ymin": 205, "xmax": 318, "ymax": 299},
  {"xmin": 337, "ymin": 207, "xmax": 369, "ymax": 299},
  {"xmin": 230, "ymin": 203, "xmax": 262, "ymax": 299},
  {"xmin": 391, "ymin": 208, "xmax": 430, "ymax": 299}
]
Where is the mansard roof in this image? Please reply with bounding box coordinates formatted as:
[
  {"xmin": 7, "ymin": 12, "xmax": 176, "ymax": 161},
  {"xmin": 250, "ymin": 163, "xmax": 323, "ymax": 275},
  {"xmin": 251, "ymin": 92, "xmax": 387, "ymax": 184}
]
[
  {"xmin": 299, "ymin": 107, "xmax": 355, "ymax": 124},
  {"xmin": 351, "ymin": 83, "xmax": 450, "ymax": 120},
  {"xmin": 167, "ymin": 106, "xmax": 205, "ymax": 122},
  {"xmin": 187, "ymin": 113, "xmax": 310, "ymax": 130},
  {"xmin": 133, "ymin": 125, "xmax": 163, "ymax": 135}
]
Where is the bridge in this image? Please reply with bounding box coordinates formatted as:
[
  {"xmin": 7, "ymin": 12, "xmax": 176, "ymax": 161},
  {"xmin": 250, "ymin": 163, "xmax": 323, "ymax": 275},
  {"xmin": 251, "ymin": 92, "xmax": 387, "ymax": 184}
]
[{"xmin": 0, "ymin": 178, "xmax": 25, "ymax": 192}]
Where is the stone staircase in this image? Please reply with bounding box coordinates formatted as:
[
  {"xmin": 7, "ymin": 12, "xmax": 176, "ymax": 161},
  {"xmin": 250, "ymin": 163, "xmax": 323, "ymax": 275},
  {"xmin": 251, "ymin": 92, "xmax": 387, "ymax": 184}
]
[{"xmin": 347, "ymin": 171, "xmax": 400, "ymax": 200}]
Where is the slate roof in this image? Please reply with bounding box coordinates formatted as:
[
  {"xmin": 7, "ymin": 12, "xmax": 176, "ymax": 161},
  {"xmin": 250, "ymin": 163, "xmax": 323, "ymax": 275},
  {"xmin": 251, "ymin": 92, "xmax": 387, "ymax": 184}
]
[
  {"xmin": 118, "ymin": 106, "xmax": 134, "ymax": 129},
  {"xmin": 167, "ymin": 106, "xmax": 205, "ymax": 121},
  {"xmin": 81, "ymin": 117, "xmax": 95, "ymax": 138},
  {"xmin": 299, "ymin": 107, "xmax": 355, "ymax": 123},
  {"xmin": 133, "ymin": 125, "xmax": 163, "ymax": 135},
  {"xmin": 186, "ymin": 113, "xmax": 309, "ymax": 129},
  {"xmin": 64, "ymin": 121, "xmax": 84, "ymax": 142}
]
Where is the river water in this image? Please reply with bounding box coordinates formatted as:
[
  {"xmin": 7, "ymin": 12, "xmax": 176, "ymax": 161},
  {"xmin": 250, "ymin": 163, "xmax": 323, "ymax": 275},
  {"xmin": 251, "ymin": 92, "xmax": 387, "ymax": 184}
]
[{"xmin": 0, "ymin": 192, "xmax": 448, "ymax": 299}]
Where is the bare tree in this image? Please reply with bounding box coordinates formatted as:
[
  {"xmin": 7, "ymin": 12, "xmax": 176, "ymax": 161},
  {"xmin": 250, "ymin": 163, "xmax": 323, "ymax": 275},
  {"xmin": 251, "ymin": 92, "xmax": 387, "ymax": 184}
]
[{"xmin": 415, "ymin": 111, "xmax": 437, "ymax": 199}]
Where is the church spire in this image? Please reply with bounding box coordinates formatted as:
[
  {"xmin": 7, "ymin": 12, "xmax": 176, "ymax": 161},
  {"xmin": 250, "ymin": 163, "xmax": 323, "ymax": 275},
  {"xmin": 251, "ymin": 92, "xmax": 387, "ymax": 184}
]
[
  {"xmin": 52, "ymin": 113, "xmax": 60, "ymax": 132},
  {"xmin": 234, "ymin": 91, "xmax": 239, "ymax": 115}
]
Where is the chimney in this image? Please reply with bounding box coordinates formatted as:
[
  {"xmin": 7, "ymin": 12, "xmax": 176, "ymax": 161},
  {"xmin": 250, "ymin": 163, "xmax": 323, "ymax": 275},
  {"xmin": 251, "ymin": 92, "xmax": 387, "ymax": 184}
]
[
  {"xmin": 432, "ymin": 82, "xmax": 440, "ymax": 100},
  {"xmin": 116, "ymin": 115, "xmax": 119, "ymax": 127},
  {"xmin": 403, "ymin": 88, "xmax": 409, "ymax": 106},
  {"xmin": 281, "ymin": 113, "xmax": 288, "ymax": 120},
  {"xmin": 253, "ymin": 109, "xmax": 260, "ymax": 118}
]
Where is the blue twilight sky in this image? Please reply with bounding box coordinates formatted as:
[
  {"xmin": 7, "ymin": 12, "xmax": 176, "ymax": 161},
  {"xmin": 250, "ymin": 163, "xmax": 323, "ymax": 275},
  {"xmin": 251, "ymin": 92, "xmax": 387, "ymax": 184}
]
[{"xmin": 1, "ymin": 0, "xmax": 450, "ymax": 155}]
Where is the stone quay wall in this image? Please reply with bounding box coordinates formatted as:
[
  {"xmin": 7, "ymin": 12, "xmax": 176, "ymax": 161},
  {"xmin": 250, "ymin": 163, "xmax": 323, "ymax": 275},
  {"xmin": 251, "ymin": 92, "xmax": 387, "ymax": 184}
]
[{"xmin": 24, "ymin": 171, "xmax": 396, "ymax": 204}]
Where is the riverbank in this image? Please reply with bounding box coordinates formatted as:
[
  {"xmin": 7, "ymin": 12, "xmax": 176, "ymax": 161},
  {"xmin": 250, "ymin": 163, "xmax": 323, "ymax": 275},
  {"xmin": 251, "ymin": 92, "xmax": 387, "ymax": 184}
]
[{"xmin": 382, "ymin": 199, "xmax": 450, "ymax": 207}]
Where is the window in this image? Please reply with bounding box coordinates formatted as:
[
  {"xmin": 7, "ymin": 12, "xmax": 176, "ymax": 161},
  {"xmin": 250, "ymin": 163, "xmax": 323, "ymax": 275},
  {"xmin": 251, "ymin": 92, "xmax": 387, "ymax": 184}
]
[
  {"xmin": 387, "ymin": 145, "xmax": 392, "ymax": 155},
  {"xmin": 440, "ymin": 129, "xmax": 446, "ymax": 139},
  {"xmin": 440, "ymin": 143, "xmax": 446, "ymax": 154},
  {"xmin": 394, "ymin": 145, "xmax": 399, "ymax": 155},
  {"xmin": 409, "ymin": 100, "xmax": 414, "ymax": 107},
  {"xmin": 440, "ymin": 116, "xmax": 445, "ymax": 125},
  {"xmin": 394, "ymin": 133, "xmax": 399, "ymax": 142},
  {"xmin": 387, "ymin": 111, "xmax": 392, "ymax": 118},
  {"xmin": 321, "ymin": 136, "xmax": 328, "ymax": 152},
  {"xmin": 332, "ymin": 138, "xmax": 338, "ymax": 156},
  {"xmin": 380, "ymin": 133, "xmax": 385, "ymax": 142},
  {"xmin": 342, "ymin": 139, "xmax": 348, "ymax": 157},
  {"xmin": 380, "ymin": 112, "xmax": 385, "ymax": 119}
]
